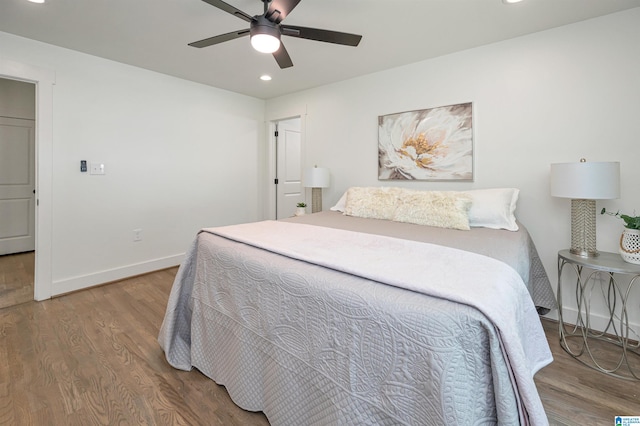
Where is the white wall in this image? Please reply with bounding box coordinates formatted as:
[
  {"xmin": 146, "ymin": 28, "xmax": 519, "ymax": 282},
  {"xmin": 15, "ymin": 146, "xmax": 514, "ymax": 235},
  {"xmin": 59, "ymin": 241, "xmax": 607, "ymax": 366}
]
[
  {"xmin": 265, "ymin": 9, "xmax": 640, "ymax": 330},
  {"xmin": 0, "ymin": 31, "xmax": 265, "ymax": 295}
]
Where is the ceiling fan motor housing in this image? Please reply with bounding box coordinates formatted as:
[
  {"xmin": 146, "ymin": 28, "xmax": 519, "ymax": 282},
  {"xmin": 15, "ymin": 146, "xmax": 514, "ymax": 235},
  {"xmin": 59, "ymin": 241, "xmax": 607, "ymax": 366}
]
[{"xmin": 250, "ymin": 15, "xmax": 281, "ymax": 40}]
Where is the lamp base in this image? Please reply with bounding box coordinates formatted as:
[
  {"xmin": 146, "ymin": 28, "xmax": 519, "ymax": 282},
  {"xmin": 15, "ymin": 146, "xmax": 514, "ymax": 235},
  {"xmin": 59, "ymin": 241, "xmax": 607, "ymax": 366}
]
[
  {"xmin": 570, "ymin": 199, "xmax": 599, "ymax": 258},
  {"xmin": 311, "ymin": 187, "xmax": 323, "ymax": 213},
  {"xmin": 569, "ymin": 248, "xmax": 600, "ymax": 258}
]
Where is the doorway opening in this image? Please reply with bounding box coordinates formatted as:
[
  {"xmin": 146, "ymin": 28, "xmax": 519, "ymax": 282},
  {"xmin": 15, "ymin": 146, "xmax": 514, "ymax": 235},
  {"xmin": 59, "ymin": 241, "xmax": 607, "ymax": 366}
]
[
  {"xmin": 0, "ymin": 78, "xmax": 36, "ymax": 308},
  {"xmin": 0, "ymin": 59, "xmax": 55, "ymax": 302}
]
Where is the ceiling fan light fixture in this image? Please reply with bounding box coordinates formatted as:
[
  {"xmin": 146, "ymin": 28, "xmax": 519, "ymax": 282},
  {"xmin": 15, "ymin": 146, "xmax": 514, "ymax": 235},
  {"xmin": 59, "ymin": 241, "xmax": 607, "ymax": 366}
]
[
  {"xmin": 250, "ymin": 16, "xmax": 281, "ymax": 54},
  {"xmin": 251, "ymin": 33, "xmax": 281, "ymax": 53}
]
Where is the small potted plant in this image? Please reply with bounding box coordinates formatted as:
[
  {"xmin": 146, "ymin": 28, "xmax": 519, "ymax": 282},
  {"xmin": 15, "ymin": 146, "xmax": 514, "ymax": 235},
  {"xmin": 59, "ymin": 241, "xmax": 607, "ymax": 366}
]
[
  {"xmin": 601, "ymin": 208, "xmax": 640, "ymax": 264},
  {"xmin": 295, "ymin": 202, "xmax": 307, "ymax": 216}
]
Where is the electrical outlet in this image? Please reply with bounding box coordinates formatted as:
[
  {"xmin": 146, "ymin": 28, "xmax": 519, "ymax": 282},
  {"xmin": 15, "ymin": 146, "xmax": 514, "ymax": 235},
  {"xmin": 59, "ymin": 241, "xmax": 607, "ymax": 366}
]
[{"xmin": 133, "ymin": 229, "xmax": 142, "ymax": 242}]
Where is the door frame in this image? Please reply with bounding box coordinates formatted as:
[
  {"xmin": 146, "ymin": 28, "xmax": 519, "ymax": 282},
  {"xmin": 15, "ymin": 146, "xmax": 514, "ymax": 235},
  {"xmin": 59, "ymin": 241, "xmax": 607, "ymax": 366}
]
[{"xmin": 0, "ymin": 58, "xmax": 55, "ymax": 301}]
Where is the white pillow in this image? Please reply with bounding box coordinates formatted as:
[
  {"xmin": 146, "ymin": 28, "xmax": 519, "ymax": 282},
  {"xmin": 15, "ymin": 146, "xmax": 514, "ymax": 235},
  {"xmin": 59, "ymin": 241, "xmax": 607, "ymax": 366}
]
[
  {"xmin": 465, "ymin": 188, "xmax": 519, "ymax": 231},
  {"xmin": 330, "ymin": 191, "xmax": 348, "ymax": 212},
  {"xmin": 344, "ymin": 187, "xmax": 402, "ymax": 220},
  {"xmin": 393, "ymin": 190, "xmax": 472, "ymax": 230}
]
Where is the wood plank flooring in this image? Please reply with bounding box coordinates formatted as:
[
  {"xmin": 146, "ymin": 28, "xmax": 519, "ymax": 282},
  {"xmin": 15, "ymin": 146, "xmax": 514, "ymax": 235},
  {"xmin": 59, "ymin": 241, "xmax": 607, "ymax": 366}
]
[
  {"xmin": 537, "ymin": 319, "xmax": 640, "ymax": 425},
  {"xmin": 1, "ymin": 266, "xmax": 639, "ymax": 425},
  {"xmin": 0, "ymin": 267, "xmax": 268, "ymax": 426},
  {"xmin": 0, "ymin": 251, "xmax": 34, "ymax": 310}
]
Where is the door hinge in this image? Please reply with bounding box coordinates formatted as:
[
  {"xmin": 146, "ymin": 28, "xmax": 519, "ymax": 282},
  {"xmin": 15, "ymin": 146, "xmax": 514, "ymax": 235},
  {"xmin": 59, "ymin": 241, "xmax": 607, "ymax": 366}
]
[
  {"xmin": 274, "ymin": 178, "xmax": 279, "ymax": 184},
  {"xmin": 274, "ymin": 130, "xmax": 279, "ymax": 137}
]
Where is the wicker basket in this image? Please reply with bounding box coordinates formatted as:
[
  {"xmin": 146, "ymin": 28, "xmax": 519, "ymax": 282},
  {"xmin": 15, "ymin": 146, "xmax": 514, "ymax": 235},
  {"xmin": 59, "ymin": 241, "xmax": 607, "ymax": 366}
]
[{"xmin": 620, "ymin": 228, "xmax": 640, "ymax": 264}]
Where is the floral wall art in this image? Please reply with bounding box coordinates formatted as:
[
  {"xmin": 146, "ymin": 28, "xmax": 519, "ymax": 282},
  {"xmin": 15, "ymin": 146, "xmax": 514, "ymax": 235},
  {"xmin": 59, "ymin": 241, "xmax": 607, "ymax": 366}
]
[{"xmin": 378, "ymin": 102, "xmax": 473, "ymax": 181}]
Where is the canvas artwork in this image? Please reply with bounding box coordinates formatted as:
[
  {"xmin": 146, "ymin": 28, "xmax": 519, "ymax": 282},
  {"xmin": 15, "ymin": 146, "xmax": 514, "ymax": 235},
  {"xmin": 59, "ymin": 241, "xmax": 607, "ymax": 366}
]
[{"xmin": 378, "ymin": 102, "xmax": 473, "ymax": 181}]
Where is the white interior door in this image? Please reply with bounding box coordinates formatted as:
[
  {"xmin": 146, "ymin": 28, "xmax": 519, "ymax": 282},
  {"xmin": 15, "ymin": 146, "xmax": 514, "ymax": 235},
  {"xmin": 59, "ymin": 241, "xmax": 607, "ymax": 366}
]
[
  {"xmin": 0, "ymin": 117, "xmax": 36, "ymax": 255},
  {"xmin": 275, "ymin": 117, "xmax": 303, "ymax": 219}
]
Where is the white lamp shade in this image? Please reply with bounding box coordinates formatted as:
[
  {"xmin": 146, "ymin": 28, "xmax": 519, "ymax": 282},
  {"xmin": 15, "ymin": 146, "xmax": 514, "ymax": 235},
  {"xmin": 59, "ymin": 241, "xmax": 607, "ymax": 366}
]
[
  {"xmin": 304, "ymin": 167, "xmax": 330, "ymax": 188},
  {"xmin": 550, "ymin": 161, "xmax": 620, "ymax": 199}
]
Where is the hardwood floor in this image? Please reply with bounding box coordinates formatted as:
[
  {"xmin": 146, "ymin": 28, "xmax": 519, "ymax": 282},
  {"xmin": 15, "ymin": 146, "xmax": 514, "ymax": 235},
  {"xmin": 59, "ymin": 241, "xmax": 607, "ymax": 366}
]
[
  {"xmin": 1, "ymin": 266, "xmax": 639, "ymax": 425},
  {"xmin": 537, "ymin": 320, "xmax": 640, "ymax": 425},
  {"xmin": 0, "ymin": 251, "xmax": 34, "ymax": 310},
  {"xmin": 0, "ymin": 267, "xmax": 268, "ymax": 426}
]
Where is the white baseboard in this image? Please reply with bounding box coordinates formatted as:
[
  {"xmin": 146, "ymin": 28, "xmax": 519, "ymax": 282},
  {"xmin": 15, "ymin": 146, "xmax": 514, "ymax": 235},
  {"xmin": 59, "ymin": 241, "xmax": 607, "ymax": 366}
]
[
  {"xmin": 51, "ymin": 253, "xmax": 185, "ymax": 296},
  {"xmin": 545, "ymin": 307, "xmax": 640, "ymax": 338}
]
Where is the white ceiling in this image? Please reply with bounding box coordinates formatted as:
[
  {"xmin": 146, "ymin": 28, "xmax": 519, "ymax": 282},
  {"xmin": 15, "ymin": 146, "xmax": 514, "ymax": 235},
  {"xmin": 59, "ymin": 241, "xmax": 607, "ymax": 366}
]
[{"xmin": 1, "ymin": 0, "xmax": 639, "ymax": 99}]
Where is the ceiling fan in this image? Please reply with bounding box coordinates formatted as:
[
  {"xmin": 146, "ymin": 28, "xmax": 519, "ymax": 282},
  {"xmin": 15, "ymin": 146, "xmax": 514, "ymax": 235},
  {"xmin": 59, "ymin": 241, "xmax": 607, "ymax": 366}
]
[{"xmin": 189, "ymin": 0, "xmax": 363, "ymax": 69}]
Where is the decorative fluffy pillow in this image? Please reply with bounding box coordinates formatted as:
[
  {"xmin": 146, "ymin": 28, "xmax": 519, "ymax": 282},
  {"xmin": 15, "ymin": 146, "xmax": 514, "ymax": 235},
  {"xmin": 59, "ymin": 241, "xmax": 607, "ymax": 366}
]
[
  {"xmin": 465, "ymin": 188, "xmax": 519, "ymax": 231},
  {"xmin": 392, "ymin": 190, "xmax": 472, "ymax": 230},
  {"xmin": 336, "ymin": 186, "xmax": 517, "ymax": 231},
  {"xmin": 343, "ymin": 187, "xmax": 402, "ymax": 220}
]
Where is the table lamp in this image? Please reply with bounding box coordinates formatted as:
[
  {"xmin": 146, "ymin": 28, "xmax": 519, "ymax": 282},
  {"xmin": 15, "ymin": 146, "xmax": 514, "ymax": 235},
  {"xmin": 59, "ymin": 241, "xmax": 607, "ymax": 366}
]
[
  {"xmin": 303, "ymin": 166, "xmax": 330, "ymax": 213},
  {"xmin": 550, "ymin": 159, "xmax": 620, "ymax": 257}
]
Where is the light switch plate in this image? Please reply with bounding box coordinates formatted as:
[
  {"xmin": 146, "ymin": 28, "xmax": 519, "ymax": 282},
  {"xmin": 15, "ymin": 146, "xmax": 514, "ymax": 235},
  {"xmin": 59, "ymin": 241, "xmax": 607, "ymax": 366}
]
[{"xmin": 90, "ymin": 162, "xmax": 105, "ymax": 175}]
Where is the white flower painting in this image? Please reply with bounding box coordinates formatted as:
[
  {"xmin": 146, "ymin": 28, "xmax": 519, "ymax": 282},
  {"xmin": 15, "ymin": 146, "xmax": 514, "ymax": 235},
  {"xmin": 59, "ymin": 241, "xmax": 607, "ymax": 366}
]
[{"xmin": 378, "ymin": 102, "xmax": 473, "ymax": 181}]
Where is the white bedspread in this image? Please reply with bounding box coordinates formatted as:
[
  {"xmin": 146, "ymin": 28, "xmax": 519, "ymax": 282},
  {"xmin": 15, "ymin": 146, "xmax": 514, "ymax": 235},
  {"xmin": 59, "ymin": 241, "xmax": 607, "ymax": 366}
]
[{"xmin": 205, "ymin": 220, "xmax": 552, "ymax": 425}]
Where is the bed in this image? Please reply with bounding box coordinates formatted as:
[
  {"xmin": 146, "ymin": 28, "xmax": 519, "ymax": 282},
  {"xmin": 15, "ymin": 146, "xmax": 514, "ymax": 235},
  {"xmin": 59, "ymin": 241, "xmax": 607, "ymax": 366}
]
[{"xmin": 159, "ymin": 189, "xmax": 556, "ymax": 426}]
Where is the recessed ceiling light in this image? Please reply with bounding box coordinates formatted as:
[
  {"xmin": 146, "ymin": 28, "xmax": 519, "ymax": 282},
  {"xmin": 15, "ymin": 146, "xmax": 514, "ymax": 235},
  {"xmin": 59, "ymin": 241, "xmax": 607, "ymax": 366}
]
[
  {"xmin": 260, "ymin": 75, "xmax": 272, "ymax": 81},
  {"xmin": 502, "ymin": 0, "xmax": 524, "ymax": 3},
  {"xmin": 28, "ymin": 0, "xmax": 45, "ymax": 3}
]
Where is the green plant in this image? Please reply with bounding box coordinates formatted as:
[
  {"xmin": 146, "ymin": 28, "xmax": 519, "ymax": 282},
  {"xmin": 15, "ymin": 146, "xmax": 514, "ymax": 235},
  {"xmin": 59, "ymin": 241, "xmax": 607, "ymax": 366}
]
[
  {"xmin": 601, "ymin": 208, "xmax": 640, "ymax": 230},
  {"xmin": 296, "ymin": 202, "xmax": 307, "ymax": 208}
]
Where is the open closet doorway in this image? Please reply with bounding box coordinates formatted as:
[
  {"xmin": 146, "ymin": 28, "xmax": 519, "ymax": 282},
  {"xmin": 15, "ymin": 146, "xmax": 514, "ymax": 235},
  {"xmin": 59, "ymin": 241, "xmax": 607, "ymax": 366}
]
[
  {"xmin": 0, "ymin": 78, "xmax": 36, "ymax": 309},
  {"xmin": 273, "ymin": 117, "xmax": 304, "ymax": 219}
]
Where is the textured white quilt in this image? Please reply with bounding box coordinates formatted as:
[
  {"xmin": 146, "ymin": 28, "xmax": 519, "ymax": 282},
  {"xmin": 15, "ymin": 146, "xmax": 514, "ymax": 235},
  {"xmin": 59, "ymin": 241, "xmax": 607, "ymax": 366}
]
[
  {"xmin": 207, "ymin": 220, "xmax": 552, "ymax": 425},
  {"xmin": 160, "ymin": 220, "xmax": 553, "ymax": 425}
]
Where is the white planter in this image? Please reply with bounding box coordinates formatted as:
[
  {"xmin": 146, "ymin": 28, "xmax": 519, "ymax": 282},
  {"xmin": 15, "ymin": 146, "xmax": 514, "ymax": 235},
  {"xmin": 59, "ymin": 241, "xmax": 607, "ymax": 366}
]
[
  {"xmin": 295, "ymin": 207, "xmax": 306, "ymax": 216},
  {"xmin": 620, "ymin": 228, "xmax": 640, "ymax": 264}
]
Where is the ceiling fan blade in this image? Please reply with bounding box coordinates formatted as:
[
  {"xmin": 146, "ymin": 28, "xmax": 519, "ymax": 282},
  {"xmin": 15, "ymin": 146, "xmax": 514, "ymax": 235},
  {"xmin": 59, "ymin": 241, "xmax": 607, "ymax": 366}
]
[
  {"xmin": 273, "ymin": 43, "xmax": 293, "ymax": 69},
  {"xmin": 281, "ymin": 25, "xmax": 362, "ymax": 46},
  {"xmin": 189, "ymin": 29, "xmax": 250, "ymax": 48},
  {"xmin": 266, "ymin": 0, "xmax": 302, "ymax": 24},
  {"xmin": 201, "ymin": 0, "xmax": 253, "ymax": 23}
]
